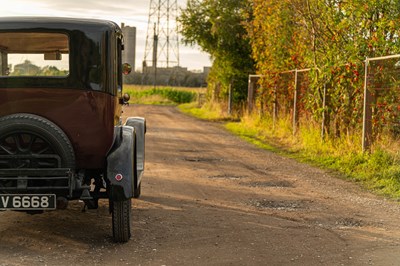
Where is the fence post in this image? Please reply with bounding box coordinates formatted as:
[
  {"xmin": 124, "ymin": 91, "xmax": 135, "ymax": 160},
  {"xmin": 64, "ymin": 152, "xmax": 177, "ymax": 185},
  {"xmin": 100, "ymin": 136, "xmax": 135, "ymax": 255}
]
[
  {"xmin": 228, "ymin": 80, "xmax": 233, "ymax": 115},
  {"xmin": 321, "ymin": 82, "xmax": 327, "ymax": 139},
  {"xmin": 362, "ymin": 58, "xmax": 373, "ymax": 152},
  {"xmin": 293, "ymin": 69, "xmax": 299, "ymax": 135},
  {"xmin": 273, "ymin": 85, "xmax": 278, "ymax": 129},
  {"xmin": 198, "ymin": 92, "xmax": 206, "ymax": 107},
  {"xmin": 247, "ymin": 75, "xmax": 256, "ymax": 114}
]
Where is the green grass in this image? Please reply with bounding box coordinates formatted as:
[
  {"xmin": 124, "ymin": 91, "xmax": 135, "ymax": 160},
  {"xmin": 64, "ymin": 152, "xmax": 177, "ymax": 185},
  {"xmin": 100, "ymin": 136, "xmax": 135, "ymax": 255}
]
[
  {"xmin": 180, "ymin": 103, "xmax": 400, "ymax": 199},
  {"xmin": 179, "ymin": 101, "xmax": 229, "ymax": 121},
  {"xmin": 123, "ymin": 85, "xmax": 202, "ymax": 105}
]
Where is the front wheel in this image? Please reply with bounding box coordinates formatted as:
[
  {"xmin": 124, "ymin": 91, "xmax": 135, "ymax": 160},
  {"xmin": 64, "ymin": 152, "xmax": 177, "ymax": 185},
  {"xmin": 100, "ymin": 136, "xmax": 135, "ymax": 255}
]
[{"xmin": 111, "ymin": 199, "xmax": 132, "ymax": 243}]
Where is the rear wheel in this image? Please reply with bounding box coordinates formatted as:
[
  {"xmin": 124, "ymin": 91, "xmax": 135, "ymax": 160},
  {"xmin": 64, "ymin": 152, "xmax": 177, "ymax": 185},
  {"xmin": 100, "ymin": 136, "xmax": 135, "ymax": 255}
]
[
  {"xmin": 0, "ymin": 114, "xmax": 75, "ymax": 192},
  {"xmin": 112, "ymin": 199, "xmax": 132, "ymax": 243},
  {"xmin": 0, "ymin": 113, "xmax": 75, "ymax": 169}
]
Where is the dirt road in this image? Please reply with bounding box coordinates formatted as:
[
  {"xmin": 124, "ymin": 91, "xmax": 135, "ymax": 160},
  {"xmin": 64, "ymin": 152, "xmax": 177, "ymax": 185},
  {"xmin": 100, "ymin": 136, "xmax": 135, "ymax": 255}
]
[{"xmin": 1, "ymin": 104, "xmax": 400, "ymax": 266}]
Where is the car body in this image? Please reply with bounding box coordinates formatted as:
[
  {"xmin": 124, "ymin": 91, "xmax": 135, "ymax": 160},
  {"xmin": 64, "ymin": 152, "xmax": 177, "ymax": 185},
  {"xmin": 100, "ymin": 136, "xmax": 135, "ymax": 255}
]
[{"xmin": 0, "ymin": 17, "xmax": 145, "ymax": 243}]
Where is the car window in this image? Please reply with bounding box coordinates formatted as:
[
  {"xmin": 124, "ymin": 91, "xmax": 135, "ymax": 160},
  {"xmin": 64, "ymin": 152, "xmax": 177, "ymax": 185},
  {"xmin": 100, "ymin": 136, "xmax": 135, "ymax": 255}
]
[{"xmin": 0, "ymin": 32, "xmax": 69, "ymax": 77}]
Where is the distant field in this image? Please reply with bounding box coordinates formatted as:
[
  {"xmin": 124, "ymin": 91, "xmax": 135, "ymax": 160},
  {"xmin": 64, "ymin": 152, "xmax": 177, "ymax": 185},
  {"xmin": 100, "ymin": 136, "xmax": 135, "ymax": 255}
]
[
  {"xmin": 123, "ymin": 84, "xmax": 206, "ymax": 105},
  {"xmin": 124, "ymin": 84, "xmax": 206, "ymax": 93}
]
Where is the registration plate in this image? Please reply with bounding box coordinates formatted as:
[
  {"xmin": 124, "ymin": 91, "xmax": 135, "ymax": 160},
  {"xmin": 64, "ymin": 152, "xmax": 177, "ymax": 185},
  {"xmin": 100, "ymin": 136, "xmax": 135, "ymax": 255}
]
[{"xmin": 0, "ymin": 194, "xmax": 56, "ymax": 210}]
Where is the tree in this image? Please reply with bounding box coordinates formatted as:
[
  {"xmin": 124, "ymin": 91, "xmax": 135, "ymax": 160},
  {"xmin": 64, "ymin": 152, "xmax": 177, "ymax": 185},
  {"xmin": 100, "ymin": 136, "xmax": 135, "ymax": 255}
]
[
  {"xmin": 245, "ymin": 0, "xmax": 310, "ymax": 115},
  {"xmin": 11, "ymin": 60, "xmax": 41, "ymax": 76},
  {"xmin": 178, "ymin": 0, "xmax": 255, "ymax": 104},
  {"xmin": 40, "ymin": 66, "xmax": 68, "ymax": 76},
  {"xmin": 298, "ymin": 0, "xmax": 400, "ymax": 135},
  {"xmin": 247, "ymin": 0, "xmax": 400, "ymax": 136}
]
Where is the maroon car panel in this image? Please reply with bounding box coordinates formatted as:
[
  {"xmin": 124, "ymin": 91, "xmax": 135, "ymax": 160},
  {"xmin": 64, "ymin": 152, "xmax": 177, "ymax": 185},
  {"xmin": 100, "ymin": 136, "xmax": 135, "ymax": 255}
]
[{"xmin": 0, "ymin": 88, "xmax": 117, "ymax": 169}]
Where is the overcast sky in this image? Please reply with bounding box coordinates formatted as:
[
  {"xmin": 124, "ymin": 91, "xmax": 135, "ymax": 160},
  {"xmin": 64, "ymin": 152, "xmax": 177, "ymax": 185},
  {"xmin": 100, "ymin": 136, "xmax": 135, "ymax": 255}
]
[{"xmin": 0, "ymin": 0, "xmax": 211, "ymax": 71}]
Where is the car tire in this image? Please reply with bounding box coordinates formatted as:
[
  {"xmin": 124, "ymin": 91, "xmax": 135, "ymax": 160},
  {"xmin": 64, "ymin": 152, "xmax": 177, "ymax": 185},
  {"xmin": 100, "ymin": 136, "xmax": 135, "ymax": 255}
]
[
  {"xmin": 112, "ymin": 199, "xmax": 132, "ymax": 243},
  {"xmin": 133, "ymin": 182, "xmax": 141, "ymax": 198},
  {"xmin": 0, "ymin": 113, "xmax": 75, "ymax": 169},
  {"xmin": 133, "ymin": 134, "xmax": 141, "ymax": 199}
]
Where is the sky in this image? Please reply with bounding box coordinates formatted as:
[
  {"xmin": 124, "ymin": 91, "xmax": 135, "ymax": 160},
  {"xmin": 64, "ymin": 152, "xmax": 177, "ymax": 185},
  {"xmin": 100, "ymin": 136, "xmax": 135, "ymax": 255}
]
[{"xmin": 0, "ymin": 0, "xmax": 212, "ymax": 71}]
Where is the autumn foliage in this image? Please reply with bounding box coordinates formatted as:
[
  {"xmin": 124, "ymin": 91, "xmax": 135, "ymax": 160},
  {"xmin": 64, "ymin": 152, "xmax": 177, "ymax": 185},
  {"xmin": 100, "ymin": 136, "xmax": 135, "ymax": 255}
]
[
  {"xmin": 179, "ymin": 0, "xmax": 400, "ymax": 136},
  {"xmin": 246, "ymin": 0, "xmax": 400, "ymax": 136}
]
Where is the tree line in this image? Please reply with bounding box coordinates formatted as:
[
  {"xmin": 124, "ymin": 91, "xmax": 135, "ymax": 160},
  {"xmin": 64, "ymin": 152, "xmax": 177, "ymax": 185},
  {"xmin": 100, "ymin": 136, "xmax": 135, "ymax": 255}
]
[
  {"xmin": 179, "ymin": 0, "xmax": 400, "ymax": 136},
  {"xmin": 10, "ymin": 60, "xmax": 68, "ymax": 76}
]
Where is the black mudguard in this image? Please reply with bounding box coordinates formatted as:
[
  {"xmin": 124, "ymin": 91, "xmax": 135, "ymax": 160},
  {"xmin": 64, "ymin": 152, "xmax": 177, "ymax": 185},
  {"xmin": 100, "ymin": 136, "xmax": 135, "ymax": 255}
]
[
  {"xmin": 106, "ymin": 126, "xmax": 135, "ymax": 201},
  {"xmin": 125, "ymin": 117, "xmax": 146, "ymax": 189}
]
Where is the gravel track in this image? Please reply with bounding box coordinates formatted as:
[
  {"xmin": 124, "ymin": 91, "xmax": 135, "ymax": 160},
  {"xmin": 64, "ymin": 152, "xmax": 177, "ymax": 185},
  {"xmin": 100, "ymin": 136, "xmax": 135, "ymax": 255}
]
[{"xmin": 1, "ymin": 104, "xmax": 400, "ymax": 265}]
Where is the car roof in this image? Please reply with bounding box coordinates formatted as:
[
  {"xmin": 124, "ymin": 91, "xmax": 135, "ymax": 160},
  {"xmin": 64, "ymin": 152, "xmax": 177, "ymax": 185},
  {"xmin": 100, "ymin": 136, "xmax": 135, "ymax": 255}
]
[
  {"xmin": 0, "ymin": 17, "xmax": 121, "ymax": 33},
  {"xmin": 0, "ymin": 17, "xmax": 122, "ymax": 55}
]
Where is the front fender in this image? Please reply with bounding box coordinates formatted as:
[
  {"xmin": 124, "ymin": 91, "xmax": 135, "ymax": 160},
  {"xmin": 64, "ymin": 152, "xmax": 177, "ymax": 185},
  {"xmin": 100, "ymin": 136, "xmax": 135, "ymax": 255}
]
[
  {"xmin": 106, "ymin": 126, "xmax": 135, "ymax": 201},
  {"xmin": 125, "ymin": 117, "xmax": 146, "ymax": 189}
]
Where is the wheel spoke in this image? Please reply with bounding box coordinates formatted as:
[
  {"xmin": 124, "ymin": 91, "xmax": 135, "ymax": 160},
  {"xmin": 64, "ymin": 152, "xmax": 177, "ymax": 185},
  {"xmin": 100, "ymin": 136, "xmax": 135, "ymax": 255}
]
[
  {"xmin": 0, "ymin": 143, "xmax": 13, "ymax": 155},
  {"xmin": 0, "ymin": 132, "xmax": 57, "ymax": 168},
  {"xmin": 37, "ymin": 146, "xmax": 50, "ymax": 155},
  {"xmin": 13, "ymin": 134, "xmax": 21, "ymax": 152},
  {"xmin": 27, "ymin": 135, "xmax": 37, "ymax": 151}
]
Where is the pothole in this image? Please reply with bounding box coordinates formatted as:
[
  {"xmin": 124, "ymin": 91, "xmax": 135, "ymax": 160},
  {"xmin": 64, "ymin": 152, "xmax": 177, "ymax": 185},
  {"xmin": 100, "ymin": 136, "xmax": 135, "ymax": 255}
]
[
  {"xmin": 178, "ymin": 149, "xmax": 198, "ymax": 153},
  {"xmin": 241, "ymin": 180, "xmax": 294, "ymax": 188},
  {"xmin": 250, "ymin": 199, "xmax": 308, "ymax": 211},
  {"xmin": 335, "ymin": 218, "xmax": 363, "ymax": 228},
  {"xmin": 183, "ymin": 157, "xmax": 223, "ymax": 162},
  {"xmin": 208, "ymin": 174, "xmax": 245, "ymax": 180}
]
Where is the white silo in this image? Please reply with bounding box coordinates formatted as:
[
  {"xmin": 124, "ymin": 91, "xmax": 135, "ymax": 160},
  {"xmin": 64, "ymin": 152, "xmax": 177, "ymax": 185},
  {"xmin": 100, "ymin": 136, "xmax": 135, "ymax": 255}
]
[{"xmin": 121, "ymin": 23, "xmax": 136, "ymax": 74}]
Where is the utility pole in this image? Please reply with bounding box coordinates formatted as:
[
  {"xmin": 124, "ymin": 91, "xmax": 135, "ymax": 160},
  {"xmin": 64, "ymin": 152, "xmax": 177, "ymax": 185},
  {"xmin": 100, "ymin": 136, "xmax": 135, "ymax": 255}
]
[{"xmin": 152, "ymin": 23, "xmax": 158, "ymax": 87}]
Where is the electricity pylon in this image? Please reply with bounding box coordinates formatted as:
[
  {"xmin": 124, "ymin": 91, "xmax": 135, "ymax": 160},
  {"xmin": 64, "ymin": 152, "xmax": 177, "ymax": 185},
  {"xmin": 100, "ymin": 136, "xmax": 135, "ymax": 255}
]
[{"xmin": 143, "ymin": 0, "xmax": 180, "ymax": 85}]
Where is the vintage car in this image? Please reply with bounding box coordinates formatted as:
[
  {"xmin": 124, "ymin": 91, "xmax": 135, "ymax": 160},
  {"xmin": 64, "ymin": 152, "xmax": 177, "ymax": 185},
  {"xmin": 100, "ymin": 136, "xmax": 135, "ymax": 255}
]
[{"xmin": 0, "ymin": 17, "xmax": 145, "ymax": 243}]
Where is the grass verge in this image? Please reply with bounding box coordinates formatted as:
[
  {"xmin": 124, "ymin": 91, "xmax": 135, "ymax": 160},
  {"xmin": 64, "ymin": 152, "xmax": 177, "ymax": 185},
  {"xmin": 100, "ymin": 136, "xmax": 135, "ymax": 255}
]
[
  {"xmin": 124, "ymin": 85, "xmax": 203, "ymax": 105},
  {"xmin": 180, "ymin": 103, "xmax": 400, "ymax": 199},
  {"xmin": 179, "ymin": 102, "xmax": 230, "ymax": 121}
]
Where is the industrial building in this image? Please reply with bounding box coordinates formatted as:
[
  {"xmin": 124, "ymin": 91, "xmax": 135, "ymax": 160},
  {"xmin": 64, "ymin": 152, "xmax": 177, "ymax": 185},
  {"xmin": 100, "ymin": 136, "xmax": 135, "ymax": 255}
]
[{"xmin": 121, "ymin": 23, "xmax": 136, "ymax": 79}]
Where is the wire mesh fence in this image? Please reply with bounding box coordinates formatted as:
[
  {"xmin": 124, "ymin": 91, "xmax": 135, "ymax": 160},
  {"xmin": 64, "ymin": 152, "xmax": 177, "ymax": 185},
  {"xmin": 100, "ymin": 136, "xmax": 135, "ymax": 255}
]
[
  {"xmin": 248, "ymin": 68, "xmax": 313, "ymax": 134},
  {"xmin": 248, "ymin": 53, "xmax": 400, "ymax": 152},
  {"xmin": 363, "ymin": 54, "xmax": 400, "ymax": 151}
]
